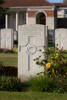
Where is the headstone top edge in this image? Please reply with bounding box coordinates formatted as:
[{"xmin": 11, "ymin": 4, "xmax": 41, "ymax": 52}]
[
  {"xmin": 0, "ymin": 28, "xmax": 13, "ymax": 31},
  {"xmin": 18, "ymin": 24, "xmax": 47, "ymax": 28}
]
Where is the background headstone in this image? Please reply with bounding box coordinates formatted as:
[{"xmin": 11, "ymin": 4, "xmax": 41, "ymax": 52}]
[
  {"xmin": 18, "ymin": 24, "xmax": 48, "ymax": 81},
  {"xmin": 0, "ymin": 29, "xmax": 14, "ymax": 50},
  {"xmin": 55, "ymin": 28, "xmax": 67, "ymax": 50}
]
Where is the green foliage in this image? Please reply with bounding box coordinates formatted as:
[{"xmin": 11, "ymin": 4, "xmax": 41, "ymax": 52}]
[
  {"xmin": 0, "ymin": 47, "xmax": 66, "ymax": 93},
  {"xmin": 0, "ymin": 0, "xmax": 8, "ymax": 16},
  {"xmin": 47, "ymin": 47, "xmax": 67, "ymax": 78},
  {"xmin": 0, "ymin": 49, "xmax": 14, "ymax": 53},
  {"xmin": 35, "ymin": 47, "xmax": 67, "ymax": 77},
  {"xmin": 0, "ymin": 76, "xmax": 23, "ymax": 91},
  {"xmin": 26, "ymin": 75, "xmax": 67, "ymax": 93},
  {"xmin": 0, "ymin": 7, "xmax": 8, "ymax": 16},
  {"xmin": 13, "ymin": 47, "xmax": 18, "ymax": 53},
  {"xmin": 27, "ymin": 75, "xmax": 59, "ymax": 92},
  {"xmin": 0, "ymin": 48, "xmax": 18, "ymax": 54},
  {"xmin": 0, "ymin": 75, "xmax": 66, "ymax": 93},
  {"xmin": 34, "ymin": 47, "xmax": 67, "ymax": 93}
]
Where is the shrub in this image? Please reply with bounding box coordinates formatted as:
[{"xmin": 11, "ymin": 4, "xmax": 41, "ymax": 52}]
[
  {"xmin": 47, "ymin": 47, "xmax": 67, "ymax": 78},
  {"xmin": 0, "ymin": 49, "xmax": 13, "ymax": 53},
  {"xmin": 0, "ymin": 76, "xmax": 31, "ymax": 92},
  {"xmin": 0, "ymin": 76, "xmax": 23, "ymax": 91},
  {"xmin": 34, "ymin": 47, "xmax": 67, "ymax": 77},
  {"xmin": 34, "ymin": 47, "xmax": 67, "ymax": 93},
  {"xmin": 27, "ymin": 75, "xmax": 60, "ymax": 92},
  {"xmin": 0, "ymin": 76, "xmax": 66, "ymax": 93},
  {"xmin": 13, "ymin": 47, "xmax": 18, "ymax": 53}
]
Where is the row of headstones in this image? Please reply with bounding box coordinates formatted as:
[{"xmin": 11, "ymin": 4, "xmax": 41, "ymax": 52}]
[
  {"xmin": 0, "ymin": 25, "xmax": 67, "ymax": 81},
  {"xmin": 0, "ymin": 27, "xmax": 67, "ymax": 51},
  {"xmin": 0, "ymin": 29, "xmax": 14, "ymax": 50}
]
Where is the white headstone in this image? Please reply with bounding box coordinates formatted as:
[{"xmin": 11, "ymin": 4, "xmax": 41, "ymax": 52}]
[
  {"xmin": 0, "ymin": 29, "xmax": 13, "ymax": 50},
  {"xmin": 55, "ymin": 29, "xmax": 67, "ymax": 50},
  {"xmin": 18, "ymin": 25, "xmax": 48, "ymax": 81}
]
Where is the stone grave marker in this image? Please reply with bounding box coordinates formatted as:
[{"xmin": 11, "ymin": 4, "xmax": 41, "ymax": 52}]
[
  {"xmin": 18, "ymin": 24, "xmax": 48, "ymax": 81},
  {"xmin": 55, "ymin": 29, "xmax": 67, "ymax": 50},
  {"xmin": 0, "ymin": 29, "xmax": 13, "ymax": 50}
]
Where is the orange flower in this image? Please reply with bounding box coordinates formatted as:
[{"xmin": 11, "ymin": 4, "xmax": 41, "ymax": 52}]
[{"xmin": 46, "ymin": 63, "xmax": 51, "ymax": 70}]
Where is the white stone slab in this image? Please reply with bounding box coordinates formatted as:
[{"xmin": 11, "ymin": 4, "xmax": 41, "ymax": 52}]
[
  {"xmin": 18, "ymin": 24, "xmax": 48, "ymax": 81},
  {"xmin": 55, "ymin": 29, "xmax": 67, "ymax": 50},
  {"xmin": 0, "ymin": 29, "xmax": 13, "ymax": 50}
]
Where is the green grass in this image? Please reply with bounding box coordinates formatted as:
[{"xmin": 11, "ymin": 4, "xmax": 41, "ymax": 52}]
[
  {"xmin": 0, "ymin": 92, "xmax": 67, "ymax": 100},
  {"xmin": 0, "ymin": 53, "xmax": 17, "ymax": 67},
  {"xmin": 0, "ymin": 50, "xmax": 67, "ymax": 67}
]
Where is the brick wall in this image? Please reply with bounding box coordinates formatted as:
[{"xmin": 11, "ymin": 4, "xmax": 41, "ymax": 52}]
[
  {"xmin": 27, "ymin": 9, "xmax": 54, "ymax": 29},
  {"xmin": 28, "ymin": 10, "xmax": 54, "ymax": 17}
]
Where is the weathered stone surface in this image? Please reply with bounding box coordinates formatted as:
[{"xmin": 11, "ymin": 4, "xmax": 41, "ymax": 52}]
[
  {"xmin": 55, "ymin": 29, "xmax": 67, "ymax": 50},
  {"xmin": 0, "ymin": 29, "xmax": 13, "ymax": 50},
  {"xmin": 46, "ymin": 17, "xmax": 54, "ymax": 30},
  {"xmin": 18, "ymin": 24, "xmax": 48, "ymax": 81}
]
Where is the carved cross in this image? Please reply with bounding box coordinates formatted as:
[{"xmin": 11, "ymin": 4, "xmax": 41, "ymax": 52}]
[{"xmin": 19, "ymin": 36, "xmax": 37, "ymax": 71}]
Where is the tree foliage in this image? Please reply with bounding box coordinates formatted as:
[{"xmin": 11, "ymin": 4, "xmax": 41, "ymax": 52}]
[{"xmin": 0, "ymin": 0, "xmax": 8, "ymax": 16}]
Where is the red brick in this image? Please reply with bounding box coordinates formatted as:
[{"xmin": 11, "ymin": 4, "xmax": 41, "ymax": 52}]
[{"xmin": 28, "ymin": 10, "xmax": 54, "ymax": 17}]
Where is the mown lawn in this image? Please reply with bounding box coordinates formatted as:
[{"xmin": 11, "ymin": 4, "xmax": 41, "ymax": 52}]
[
  {"xmin": 0, "ymin": 92, "xmax": 67, "ymax": 100},
  {"xmin": 0, "ymin": 50, "xmax": 67, "ymax": 67},
  {"xmin": 0, "ymin": 53, "xmax": 17, "ymax": 67}
]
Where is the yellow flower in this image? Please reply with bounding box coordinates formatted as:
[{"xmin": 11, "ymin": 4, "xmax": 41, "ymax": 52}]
[{"xmin": 46, "ymin": 63, "xmax": 51, "ymax": 70}]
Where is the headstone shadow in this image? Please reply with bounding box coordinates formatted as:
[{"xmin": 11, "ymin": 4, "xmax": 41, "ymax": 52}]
[{"xmin": 0, "ymin": 65, "xmax": 17, "ymax": 77}]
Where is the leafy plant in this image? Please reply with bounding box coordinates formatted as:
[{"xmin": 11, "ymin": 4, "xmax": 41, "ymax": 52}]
[
  {"xmin": 13, "ymin": 47, "xmax": 18, "ymax": 53},
  {"xmin": 34, "ymin": 47, "xmax": 67, "ymax": 78},
  {"xmin": 34, "ymin": 47, "xmax": 67, "ymax": 93},
  {"xmin": 27, "ymin": 75, "xmax": 59, "ymax": 92},
  {"xmin": 0, "ymin": 76, "xmax": 24, "ymax": 91}
]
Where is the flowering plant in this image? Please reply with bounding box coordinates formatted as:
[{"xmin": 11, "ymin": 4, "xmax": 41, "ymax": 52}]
[{"xmin": 34, "ymin": 47, "xmax": 67, "ymax": 78}]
